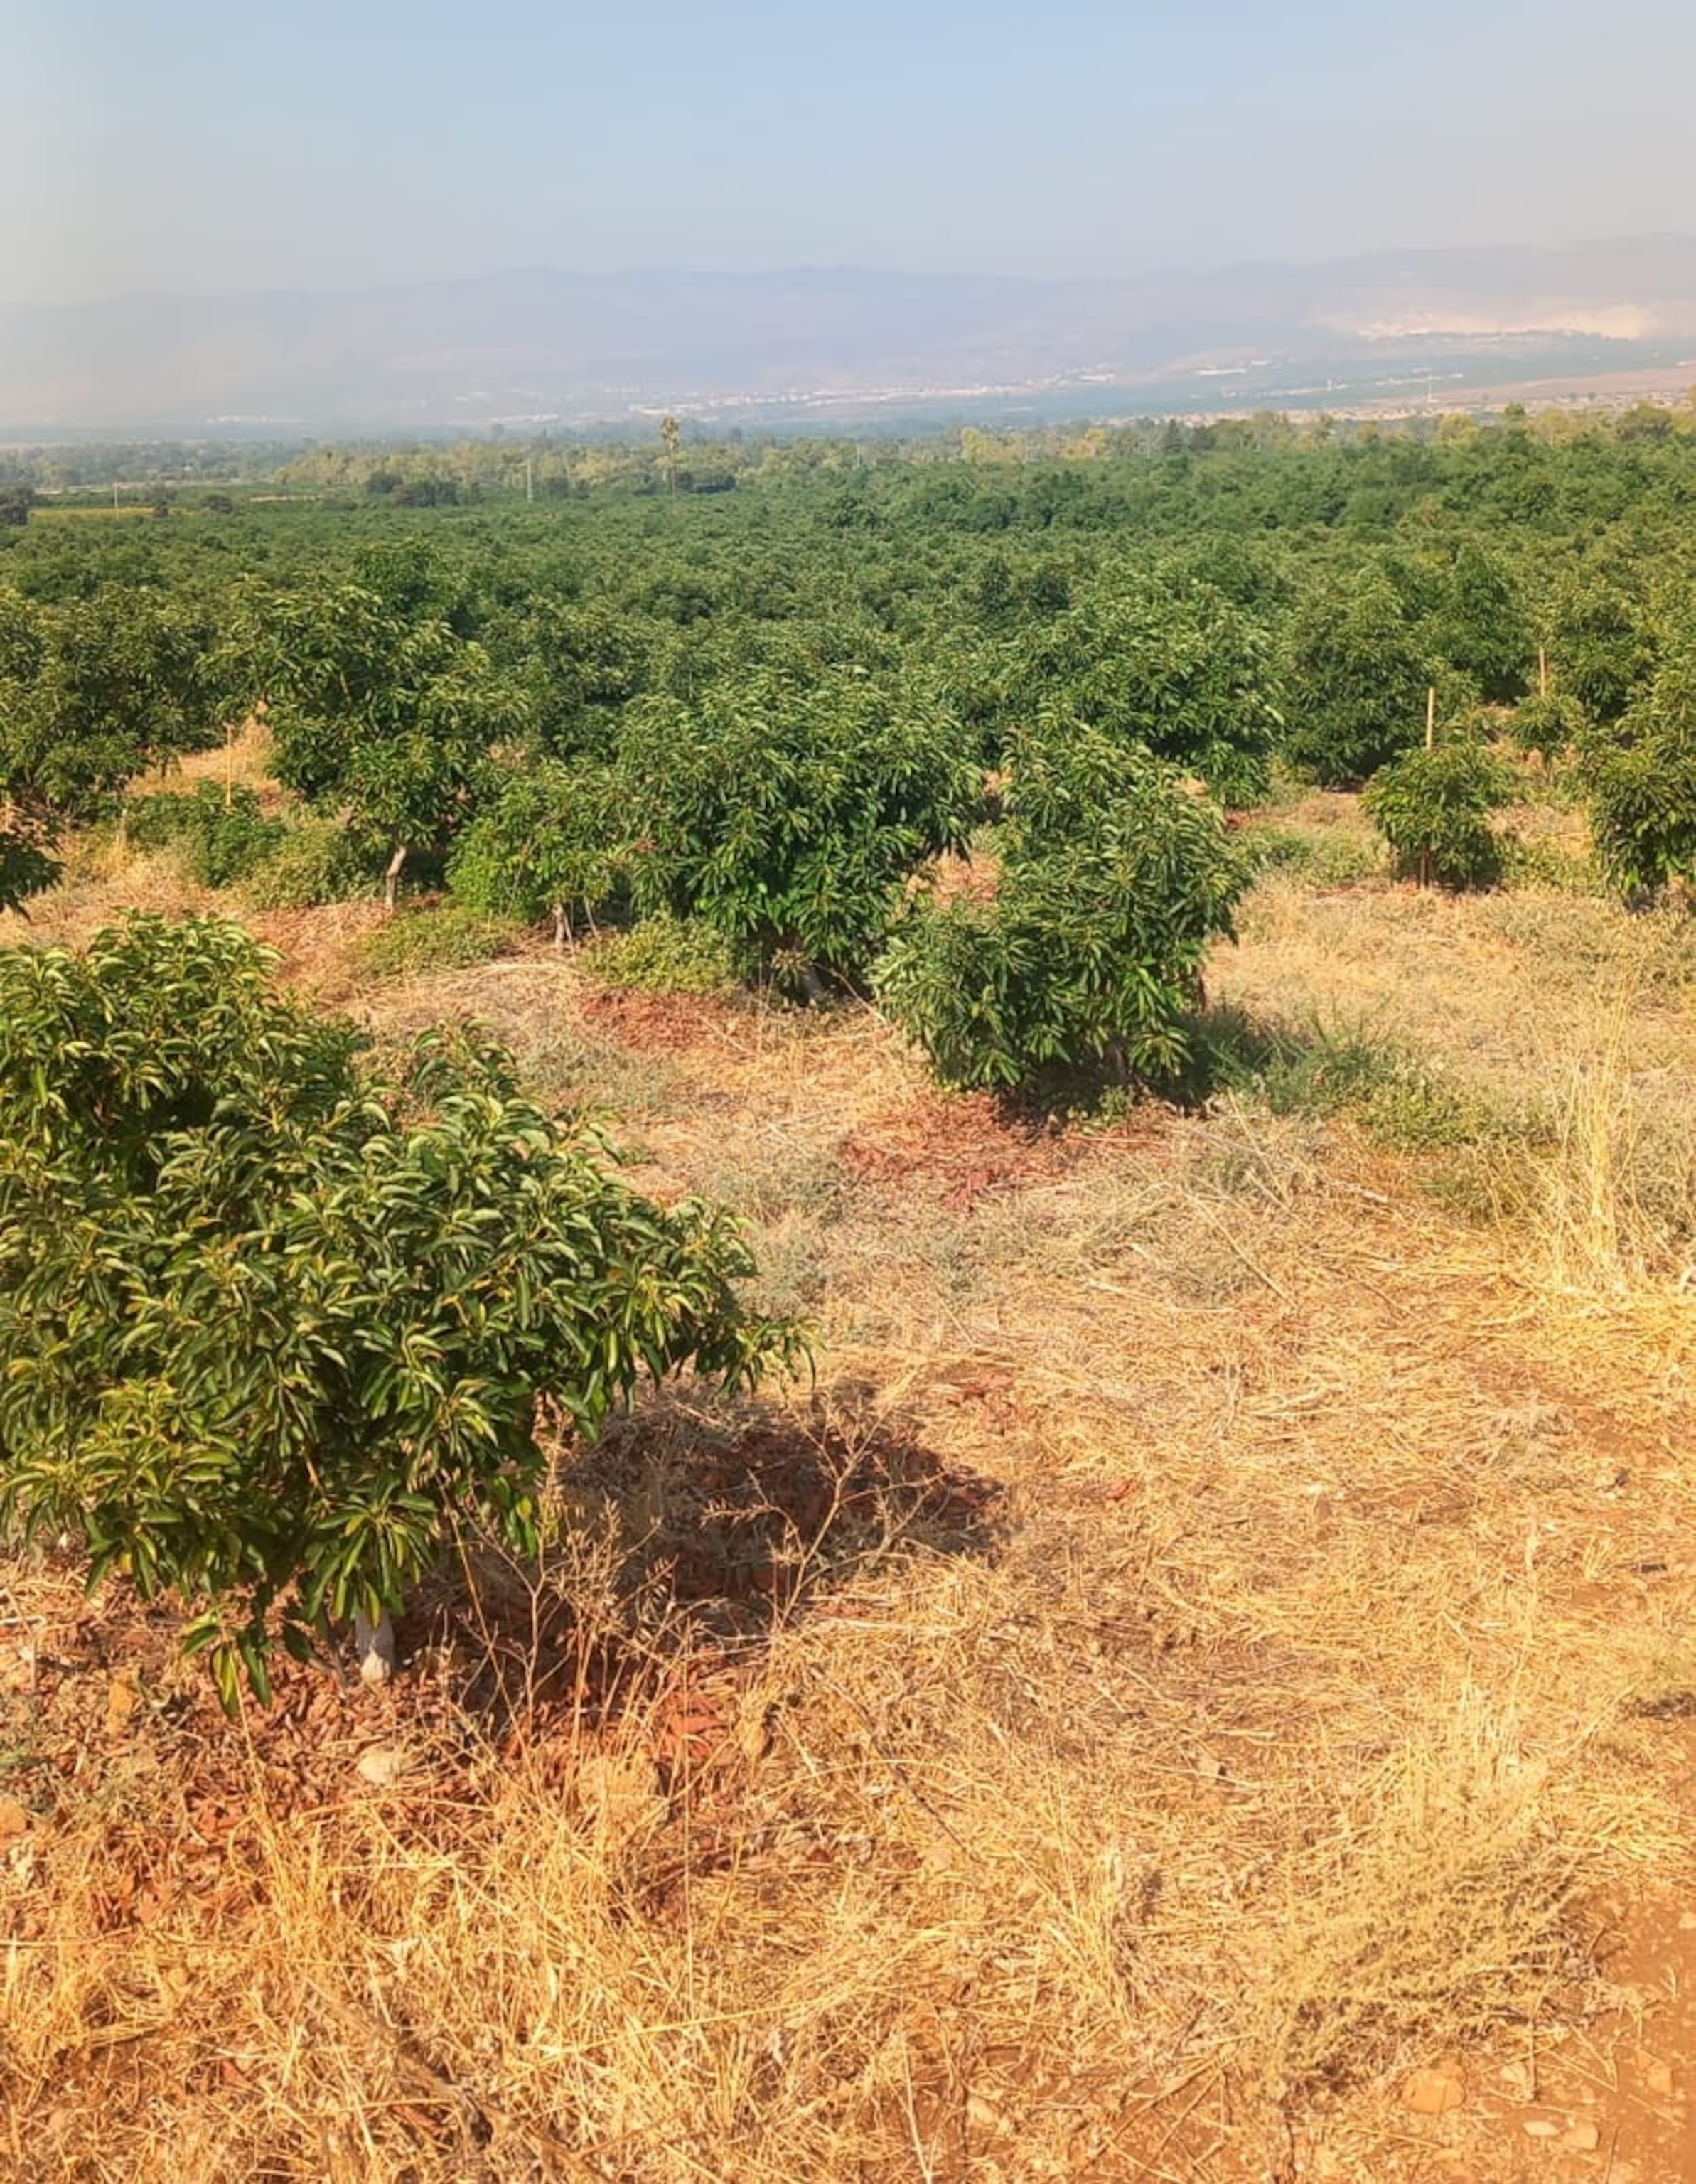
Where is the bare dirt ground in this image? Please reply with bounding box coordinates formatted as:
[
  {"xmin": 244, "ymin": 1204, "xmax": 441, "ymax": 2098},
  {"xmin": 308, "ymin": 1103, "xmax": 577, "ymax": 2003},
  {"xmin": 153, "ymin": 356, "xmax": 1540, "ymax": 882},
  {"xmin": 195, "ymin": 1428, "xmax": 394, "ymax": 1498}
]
[{"xmin": 4, "ymin": 809, "xmax": 1696, "ymax": 2181}]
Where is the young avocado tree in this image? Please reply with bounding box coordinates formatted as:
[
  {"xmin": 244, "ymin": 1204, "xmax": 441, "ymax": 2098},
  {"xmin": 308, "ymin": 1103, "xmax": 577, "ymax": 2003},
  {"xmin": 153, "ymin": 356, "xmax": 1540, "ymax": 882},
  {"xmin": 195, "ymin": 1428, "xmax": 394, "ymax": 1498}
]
[
  {"xmin": 615, "ymin": 667, "xmax": 980, "ymax": 994},
  {"xmin": 1510, "ymin": 690, "xmax": 1587, "ymax": 761},
  {"xmin": 876, "ymin": 723, "xmax": 1247, "ymax": 1096},
  {"xmin": 0, "ymin": 916, "xmax": 800, "ymax": 1705},
  {"xmin": 124, "ymin": 781, "xmax": 288, "ymax": 889},
  {"xmin": 997, "ymin": 569, "xmax": 1283, "ymax": 808},
  {"xmin": 1362, "ymin": 742, "xmax": 1514, "ymax": 889},
  {"xmin": 257, "ymin": 584, "xmax": 530, "ymax": 908},
  {"xmin": 1281, "ymin": 569, "xmax": 1434, "ymax": 786},
  {"xmin": 447, "ymin": 755, "xmax": 624, "ymax": 944},
  {"xmin": 1580, "ymin": 650, "xmax": 1696, "ymax": 901}
]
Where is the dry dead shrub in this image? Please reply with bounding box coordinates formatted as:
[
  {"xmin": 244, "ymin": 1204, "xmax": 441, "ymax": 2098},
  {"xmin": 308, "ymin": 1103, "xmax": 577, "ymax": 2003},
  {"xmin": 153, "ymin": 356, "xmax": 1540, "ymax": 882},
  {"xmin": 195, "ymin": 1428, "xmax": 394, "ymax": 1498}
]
[
  {"xmin": 1533, "ymin": 987, "xmax": 1696, "ymax": 1297},
  {"xmin": 1257, "ymin": 1692, "xmax": 1592, "ymax": 2094}
]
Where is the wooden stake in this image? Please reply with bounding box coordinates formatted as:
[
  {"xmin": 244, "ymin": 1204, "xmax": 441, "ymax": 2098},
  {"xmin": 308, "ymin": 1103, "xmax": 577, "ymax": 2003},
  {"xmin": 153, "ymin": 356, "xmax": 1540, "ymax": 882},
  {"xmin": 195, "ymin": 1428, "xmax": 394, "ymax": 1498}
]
[
  {"xmin": 1419, "ymin": 688, "xmax": 1437, "ymax": 887},
  {"xmin": 1539, "ymin": 646, "xmax": 1549, "ymax": 700}
]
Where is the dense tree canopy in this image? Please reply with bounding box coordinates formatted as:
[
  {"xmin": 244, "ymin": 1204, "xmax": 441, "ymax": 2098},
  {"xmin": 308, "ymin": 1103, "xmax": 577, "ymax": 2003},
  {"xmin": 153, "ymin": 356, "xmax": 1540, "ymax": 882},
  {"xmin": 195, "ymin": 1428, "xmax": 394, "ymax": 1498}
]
[
  {"xmin": 877, "ymin": 724, "xmax": 1247, "ymax": 1094},
  {"xmin": 255, "ymin": 582, "xmax": 530, "ymax": 904},
  {"xmin": 0, "ymin": 580, "xmax": 240, "ymax": 909},
  {"xmin": 0, "ymin": 918, "xmax": 798, "ymax": 1700},
  {"xmin": 3, "ymin": 402, "xmax": 1694, "ymax": 944},
  {"xmin": 616, "ymin": 668, "xmax": 980, "ymax": 991}
]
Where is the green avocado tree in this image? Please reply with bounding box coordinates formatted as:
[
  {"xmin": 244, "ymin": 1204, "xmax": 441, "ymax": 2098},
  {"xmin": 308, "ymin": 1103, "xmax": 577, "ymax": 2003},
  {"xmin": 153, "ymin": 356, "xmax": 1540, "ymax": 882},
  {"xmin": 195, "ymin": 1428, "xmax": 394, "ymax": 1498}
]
[
  {"xmin": 876, "ymin": 723, "xmax": 1247, "ymax": 1096},
  {"xmin": 447, "ymin": 755, "xmax": 624, "ymax": 945},
  {"xmin": 1580, "ymin": 648, "xmax": 1696, "ymax": 901},
  {"xmin": 1424, "ymin": 542, "xmax": 1534, "ymax": 705},
  {"xmin": 1544, "ymin": 572, "xmax": 1655, "ymax": 728},
  {"xmin": 1282, "ymin": 569, "xmax": 1434, "ymax": 786},
  {"xmin": 1362, "ymin": 741, "xmax": 1513, "ymax": 890},
  {"xmin": 0, "ymin": 582, "xmax": 240, "ymax": 911},
  {"xmin": 616, "ymin": 667, "xmax": 979, "ymax": 993},
  {"xmin": 0, "ymin": 917, "xmax": 800, "ymax": 1703},
  {"xmin": 997, "ymin": 569, "xmax": 1283, "ymax": 808},
  {"xmin": 256, "ymin": 584, "xmax": 530, "ymax": 908}
]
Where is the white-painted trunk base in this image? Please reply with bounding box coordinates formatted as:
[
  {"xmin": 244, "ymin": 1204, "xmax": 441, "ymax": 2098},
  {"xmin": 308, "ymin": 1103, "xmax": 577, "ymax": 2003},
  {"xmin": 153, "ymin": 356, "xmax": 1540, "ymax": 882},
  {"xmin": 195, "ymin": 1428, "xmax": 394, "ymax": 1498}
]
[{"xmin": 353, "ymin": 1609, "xmax": 397, "ymax": 1684}]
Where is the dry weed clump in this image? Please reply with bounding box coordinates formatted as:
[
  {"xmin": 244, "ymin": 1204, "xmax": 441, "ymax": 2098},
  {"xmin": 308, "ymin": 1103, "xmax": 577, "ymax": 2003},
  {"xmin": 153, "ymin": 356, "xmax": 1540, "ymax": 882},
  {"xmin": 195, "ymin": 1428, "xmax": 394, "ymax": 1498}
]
[
  {"xmin": 1257, "ymin": 1693, "xmax": 1594, "ymax": 2094},
  {"xmin": 1531, "ymin": 980, "xmax": 1696, "ymax": 1297},
  {"xmin": 0, "ymin": 722, "xmax": 279, "ymax": 956},
  {"xmin": 170, "ymin": 717, "xmax": 278, "ymax": 803},
  {"xmin": 0, "ymin": 830, "xmax": 215, "ymax": 954}
]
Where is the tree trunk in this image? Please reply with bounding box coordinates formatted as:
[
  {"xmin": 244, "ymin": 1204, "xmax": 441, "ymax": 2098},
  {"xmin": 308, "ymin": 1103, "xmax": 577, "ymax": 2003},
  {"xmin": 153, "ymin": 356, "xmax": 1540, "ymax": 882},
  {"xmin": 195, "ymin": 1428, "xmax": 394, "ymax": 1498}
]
[
  {"xmin": 353, "ymin": 1608, "xmax": 397, "ymax": 1685},
  {"xmin": 383, "ymin": 842, "xmax": 407, "ymax": 913},
  {"xmin": 552, "ymin": 900, "xmax": 569, "ymax": 950}
]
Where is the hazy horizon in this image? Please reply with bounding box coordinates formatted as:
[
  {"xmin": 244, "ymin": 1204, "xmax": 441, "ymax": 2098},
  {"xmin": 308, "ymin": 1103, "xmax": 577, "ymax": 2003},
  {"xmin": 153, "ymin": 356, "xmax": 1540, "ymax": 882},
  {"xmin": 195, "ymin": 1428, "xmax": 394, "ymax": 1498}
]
[
  {"xmin": 14, "ymin": 232, "xmax": 1696, "ymax": 314},
  {"xmin": 10, "ymin": 0, "xmax": 1696, "ymax": 309}
]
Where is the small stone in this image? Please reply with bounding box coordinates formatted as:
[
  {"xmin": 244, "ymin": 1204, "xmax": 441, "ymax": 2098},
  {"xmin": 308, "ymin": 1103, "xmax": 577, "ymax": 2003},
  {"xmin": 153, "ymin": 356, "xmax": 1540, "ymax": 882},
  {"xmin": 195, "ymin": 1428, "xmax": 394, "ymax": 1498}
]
[
  {"xmin": 1640, "ymin": 2054, "xmax": 1675, "ymax": 2098},
  {"xmin": 0, "ymin": 1797, "xmax": 29, "ymax": 1840},
  {"xmin": 1522, "ymin": 2117, "xmax": 1560, "ymax": 2138},
  {"xmin": 1402, "ymin": 2065, "xmax": 1465, "ymax": 2116},
  {"xmin": 1678, "ymin": 1910, "xmax": 1696, "ymax": 1931},
  {"xmin": 1559, "ymin": 2122, "xmax": 1601, "ymax": 2153},
  {"xmin": 355, "ymin": 1744, "xmax": 407, "ymax": 1787}
]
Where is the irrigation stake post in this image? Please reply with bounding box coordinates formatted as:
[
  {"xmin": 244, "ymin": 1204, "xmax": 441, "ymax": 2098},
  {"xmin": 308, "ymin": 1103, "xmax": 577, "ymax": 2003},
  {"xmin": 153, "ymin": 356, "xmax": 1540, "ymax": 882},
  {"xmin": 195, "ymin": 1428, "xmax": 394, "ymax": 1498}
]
[{"xmin": 1419, "ymin": 686, "xmax": 1437, "ymax": 889}]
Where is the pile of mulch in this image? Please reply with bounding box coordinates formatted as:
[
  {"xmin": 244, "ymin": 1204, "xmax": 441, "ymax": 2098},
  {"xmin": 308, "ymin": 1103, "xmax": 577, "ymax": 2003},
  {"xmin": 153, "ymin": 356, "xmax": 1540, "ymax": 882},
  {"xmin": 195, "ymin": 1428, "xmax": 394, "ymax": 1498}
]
[
  {"xmin": 574, "ymin": 986, "xmax": 739, "ymax": 1054},
  {"xmin": 839, "ymin": 1089, "xmax": 1159, "ymax": 1210},
  {"xmin": 245, "ymin": 900, "xmax": 386, "ymax": 992}
]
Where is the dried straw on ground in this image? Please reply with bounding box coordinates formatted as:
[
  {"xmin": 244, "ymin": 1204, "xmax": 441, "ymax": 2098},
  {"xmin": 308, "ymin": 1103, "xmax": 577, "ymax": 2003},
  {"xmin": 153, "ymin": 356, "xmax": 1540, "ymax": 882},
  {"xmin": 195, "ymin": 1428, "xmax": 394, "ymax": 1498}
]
[{"xmin": 5, "ymin": 825, "xmax": 1696, "ymax": 2182}]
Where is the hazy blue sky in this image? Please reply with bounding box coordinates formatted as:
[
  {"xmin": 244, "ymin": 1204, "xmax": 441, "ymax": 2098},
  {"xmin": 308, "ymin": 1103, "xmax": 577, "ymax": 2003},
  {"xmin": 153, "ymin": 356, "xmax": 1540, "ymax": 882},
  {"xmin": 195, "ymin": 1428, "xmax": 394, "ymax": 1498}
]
[{"xmin": 6, "ymin": 0, "xmax": 1696, "ymax": 301}]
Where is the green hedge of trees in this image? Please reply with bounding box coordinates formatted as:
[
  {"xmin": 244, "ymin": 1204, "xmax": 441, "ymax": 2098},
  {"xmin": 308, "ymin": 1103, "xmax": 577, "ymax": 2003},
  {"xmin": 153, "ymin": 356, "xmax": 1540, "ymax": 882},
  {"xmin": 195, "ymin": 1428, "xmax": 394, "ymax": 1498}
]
[{"xmin": 6, "ymin": 406, "xmax": 1696, "ymax": 1050}]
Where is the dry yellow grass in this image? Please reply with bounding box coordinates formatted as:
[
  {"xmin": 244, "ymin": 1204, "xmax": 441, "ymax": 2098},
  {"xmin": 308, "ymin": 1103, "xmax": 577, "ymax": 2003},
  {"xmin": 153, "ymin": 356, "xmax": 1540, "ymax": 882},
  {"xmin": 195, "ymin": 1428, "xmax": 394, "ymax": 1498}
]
[
  {"xmin": 5, "ymin": 828, "xmax": 1696, "ymax": 2181},
  {"xmin": 0, "ymin": 720, "xmax": 281, "ymax": 956}
]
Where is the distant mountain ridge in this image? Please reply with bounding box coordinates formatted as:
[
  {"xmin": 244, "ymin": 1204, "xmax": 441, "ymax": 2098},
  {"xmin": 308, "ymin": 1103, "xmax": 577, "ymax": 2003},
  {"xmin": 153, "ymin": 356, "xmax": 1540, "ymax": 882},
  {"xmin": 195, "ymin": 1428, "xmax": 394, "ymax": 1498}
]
[{"xmin": 6, "ymin": 239, "xmax": 1696, "ymax": 436}]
